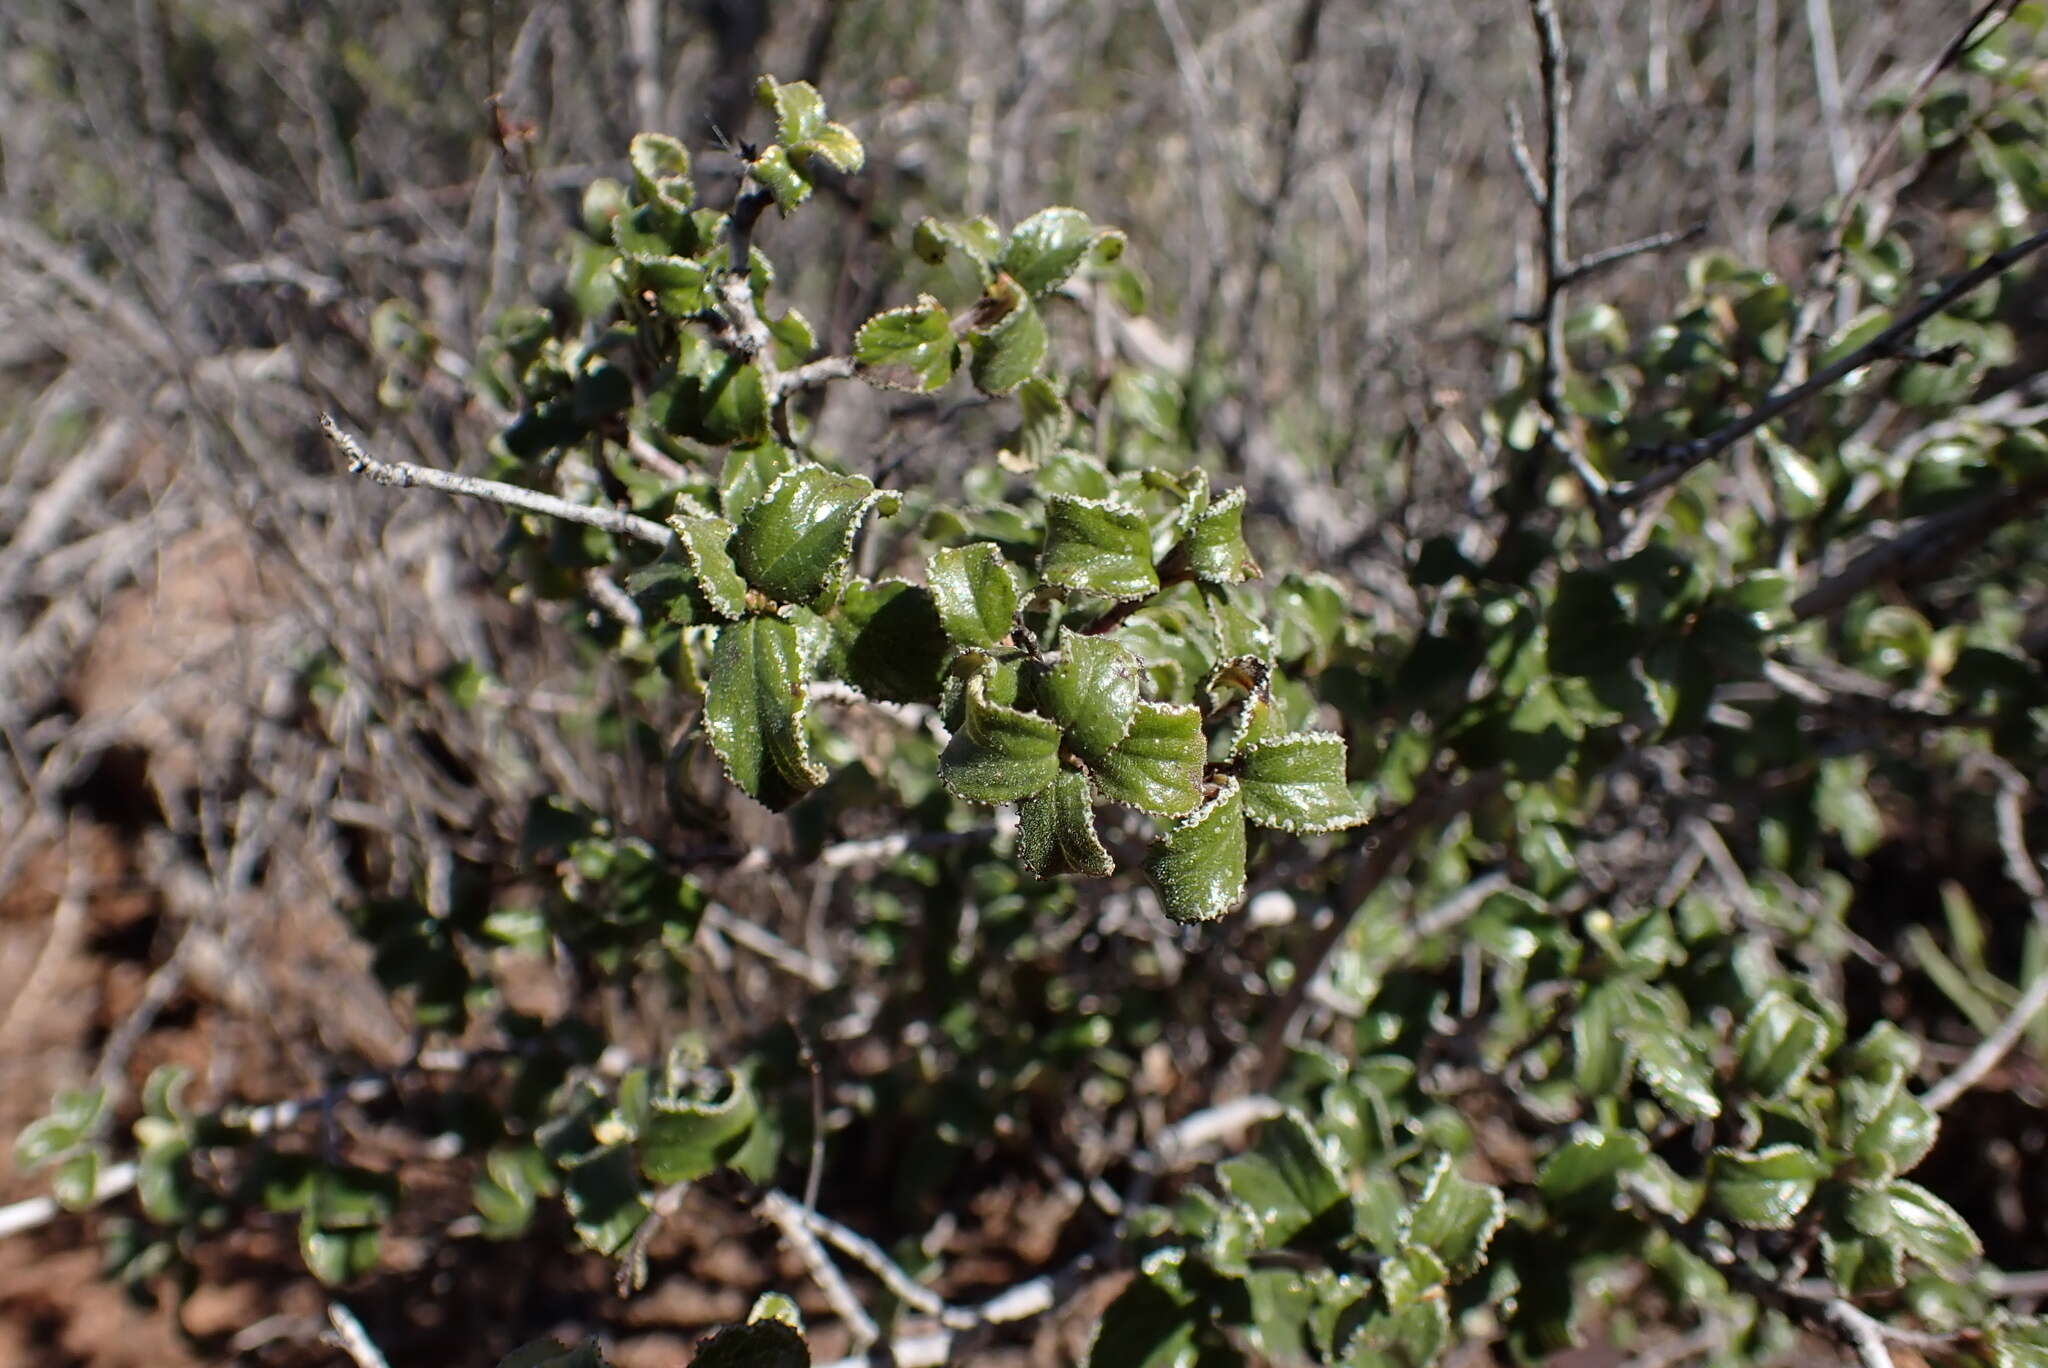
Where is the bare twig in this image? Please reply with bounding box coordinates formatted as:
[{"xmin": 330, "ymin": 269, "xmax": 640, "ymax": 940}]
[
  {"xmin": 319, "ymin": 413, "xmax": 670, "ymax": 545},
  {"xmin": 756, "ymin": 1189, "xmax": 881, "ymax": 1350},
  {"xmin": 1620, "ymin": 223, "xmax": 2048, "ymax": 503},
  {"xmin": 1555, "ymin": 222, "xmax": 1708, "ymax": 290},
  {"xmin": 325, "ymin": 1302, "xmax": 392, "ymax": 1368},
  {"xmin": 1823, "ymin": 1299, "xmax": 1898, "ymax": 1368}
]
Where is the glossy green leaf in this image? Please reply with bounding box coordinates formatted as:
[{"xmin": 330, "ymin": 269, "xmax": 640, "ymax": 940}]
[
  {"xmin": 1018, "ymin": 767, "xmax": 1115, "ymax": 877},
  {"xmin": 1845, "ymin": 1081, "xmax": 1938, "ymax": 1180},
  {"xmin": 968, "ymin": 289, "xmax": 1048, "ymax": 394},
  {"xmin": 1404, "ymin": 1154, "xmax": 1506, "ymax": 1278},
  {"xmin": 301, "ymin": 1222, "xmax": 381, "ymax": 1285},
  {"xmin": 1708, "ymin": 1145, "xmax": 1829, "ymax": 1229},
  {"xmin": 756, "ymin": 75, "xmax": 826, "ymax": 145},
  {"xmin": 733, "ymin": 466, "xmax": 878, "ymax": 606},
  {"xmin": 928, "ymin": 543, "xmax": 1018, "ymax": 647},
  {"xmin": 1144, "ymin": 776, "xmax": 1246, "ymax": 922},
  {"xmin": 939, "ymin": 673, "xmax": 1062, "ymax": 804},
  {"xmin": 1735, "ymin": 991, "xmax": 1830, "ymax": 1097},
  {"xmin": 1041, "ymin": 635, "xmax": 1142, "ymax": 762},
  {"xmin": 1572, "ymin": 980, "xmax": 1636, "ymax": 1097},
  {"xmin": 1630, "ymin": 1003, "xmax": 1722, "ymax": 1121},
  {"xmin": 1347, "ymin": 1298, "xmax": 1451, "ymax": 1368},
  {"xmin": 704, "ymin": 615, "xmax": 827, "ymax": 810},
  {"xmin": 1235, "ymin": 731, "xmax": 1368, "ymax": 834},
  {"xmin": 1176, "ymin": 487, "xmax": 1260, "ymax": 584},
  {"xmin": 1537, "ymin": 1126, "xmax": 1649, "ymax": 1205},
  {"xmin": 830, "ymin": 579, "xmax": 949, "ymax": 704},
  {"xmin": 1087, "ymin": 1249, "xmax": 1201, "ymax": 1368},
  {"xmin": 1886, "ymin": 1179, "xmax": 1981, "ymax": 1270},
  {"xmin": 655, "ymin": 353, "xmax": 769, "ymax": 446},
  {"xmin": 563, "ymin": 1145, "xmax": 649, "ymax": 1257},
  {"xmin": 1040, "ymin": 495, "xmax": 1158, "ymax": 602},
  {"xmin": 1217, "ymin": 1110, "xmax": 1349, "ymax": 1246},
  {"xmin": 751, "ymin": 144, "xmax": 811, "ymax": 214},
  {"xmin": 853, "ymin": 296, "xmax": 956, "ymax": 392},
  {"xmin": 640, "ymin": 1071, "xmax": 759, "ymax": 1184},
  {"xmin": 669, "ymin": 514, "xmax": 749, "ymax": 620},
  {"xmin": 1988, "ymin": 1316, "xmax": 2048, "ymax": 1368},
  {"xmin": 999, "ymin": 206, "xmax": 1101, "ymax": 295},
  {"xmin": 1093, "ymin": 702, "xmax": 1204, "ymax": 816}
]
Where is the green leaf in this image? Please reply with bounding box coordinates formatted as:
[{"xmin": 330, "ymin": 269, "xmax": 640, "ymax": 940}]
[
  {"xmin": 704, "ymin": 615, "xmax": 827, "ymax": 810},
  {"xmin": 967, "ymin": 289, "xmax": 1048, "ymax": 394},
  {"xmin": 1886, "ymin": 1179, "xmax": 1981, "ymax": 1270},
  {"xmin": 53, "ymin": 1148, "xmax": 101, "ymax": 1211},
  {"xmin": 14, "ymin": 1088, "xmax": 105, "ymax": 1170},
  {"xmin": 563, "ymin": 1146, "xmax": 649, "ymax": 1257},
  {"xmin": 733, "ymin": 465, "xmax": 878, "ymax": 607},
  {"xmin": 641, "ymin": 1071, "xmax": 760, "ymax": 1184},
  {"xmin": 1217, "ymin": 1110, "xmax": 1349, "ymax": 1246},
  {"xmin": 1537, "ymin": 1126, "xmax": 1649, "ymax": 1205},
  {"xmin": 755, "ymin": 75, "xmax": 826, "ymax": 146},
  {"xmin": 1144, "ymin": 776, "xmax": 1247, "ymax": 922},
  {"xmin": 1093, "ymin": 702, "xmax": 1204, "ymax": 817},
  {"xmin": 1547, "ymin": 568, "xmax": 1636, "ymax": 678},
  {"xmin": 1040, "ymin": 636, "xmax": 1142, "ymax": 762},
  {"xmin": 830, "ymin": 579, "xmax": 949, "ymax": 705},
  {"xmin": 1404, "ymin": 1154, "xmax": 1506, "ymax": 1278},
  {"xmin": 928, "ymin": 543, "xmax": 1019, "ymax": 647},
  {"xmin": 1630, "ymin": 1002, "xmax": 1722, "ymax": 1121},
  {"xmin": 693, "ymin": 1316, "xmax": 810, "ymax": 1368},
  {"xmin": 795, "ymin": 122, "xmax": 864, "ymax": 175},
  {"xmin": 939, "ymin": 672, "xmax": 1063, "ymax": 804},
  {"xmin": 1988, "ymin": 1316, "xmax": 2048, "ymax": 1368},
  {"xmin": 1087, "ymin": 1249, "xmax": 1201, "ymax": 1368},
  {"xmin": 1845, "ymin": 1082, "xmax": 1938, "ymax": 1180},
  {"xmin": 853, "ymin": 296, "xmax": 956, "ymax": 392},
  {"xmin": 750, "ymin": 144, "xmax": 811, "ymax": 214},
  {"xmin": 1346, "ymin": 1298, "xmax": 1451, "ymax": 1368},
  {"xmin": 1735, "ymin": 991, "xmax": 1830, "ymax": 1098},
  {"xmin": 624, "ymin": 254, "xmax": 709, "ymax": 315},
  {"xmin": 669, "ymin": 513, "xmax": 749, "ymax": 620},
  {"xmin": 1573, "ymin": 981, "xmax": 1637, "ymax": 1097},
  {"xmin": 1236, "ymin": 731, "xmax": 1368, "ymax": 834},
  {"xmin": 1175, "ymin": 487, "xmax": 1260, "ymax": 585},
  {"xmin": 655, "ymin": 353, "xmax": 769, "ymax": 446},
  {"xmin": 999, "ymin": 206, "xmax": 1101, "ymax": 295},
  {"xmin": 301, "ymin": 1222, "xmax": 381, "ymax": 1286},
  {"xmin": 500, "ymin": 1339, "xmax": 613, "ymax": 1368},
  {"xmin": 1040, "ymin": 495, "xmax": 1158, "ymax": 602},
  {"xmin": 628, "ymin": 132, "xmax": 693, "ymax": 209},
  {"xmin": 1708, "ymin": 1145, "xmax": 1829, "ymax": 1229},
  {"xmin": 1018, "ymin": 768, "xmax": 1116, "ymax": 878},
  {"xmin": 721, "ymin": 444, "xmax": 799, "ymax": 521}
]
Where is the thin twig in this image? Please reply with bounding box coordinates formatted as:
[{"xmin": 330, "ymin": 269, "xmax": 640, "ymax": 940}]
[
  {"xmin": 1619, "ymin": 222, "xmax": 2048, "ymax": 503},
  {"xmin": 319, "ymin": 414, "xmax": 671, "ymax": 545},
  {"xmin": 1555, "ymin": 222, "xmax": 1708, "ymax": 290},
  {"xmin": 1823, "ymin": 1299, "xmax": 1898, "ymax": 1368},
  {"xmin": 325, "ymin": 1302, "xmax": 392, "ymax": 1368},
  {"xmin": 756, "ymin": 1189, "xmax": 881, "ymax": 1350}
]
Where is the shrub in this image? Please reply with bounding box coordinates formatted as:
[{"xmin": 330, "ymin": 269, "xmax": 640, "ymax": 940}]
[{"xmin": 15, "ymin": 19, "xmax": 2048, "ymax": 1368}]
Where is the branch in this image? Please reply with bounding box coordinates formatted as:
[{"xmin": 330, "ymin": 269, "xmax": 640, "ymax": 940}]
[
  {"xmin": 325, "ymin": 1302, "xmax": 392, "ymax": 1368},
  {"xmin": 1555, "ymin": 222, "xmax": 1707, "ymax": 291},
  {"xmin": 755, "ymin": 1189, "xmax": 880, "ymax": 1351},
  {"xmin": 1791, "ymin": 476, "xmax": 2048, "ymax": 620},
  {"xmin": 1619, "ymin": 223, "xmax": 2048, "ymax": 503},
  {"xmin": 319, "ymin": 414, "xmax": 671, "ymax": 546}
]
